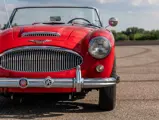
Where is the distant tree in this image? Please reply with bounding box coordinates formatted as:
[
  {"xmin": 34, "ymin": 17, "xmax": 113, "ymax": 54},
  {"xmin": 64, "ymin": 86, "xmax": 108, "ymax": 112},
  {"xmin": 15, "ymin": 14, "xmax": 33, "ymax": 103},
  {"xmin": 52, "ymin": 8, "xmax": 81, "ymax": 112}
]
[
  {"xmin": 134, "ymin": 33, "xmax": 145, "ymax": 40},
  {"xmin": 138, "ymin": 28, "xmax": 145, "ymax": 33},
  {"xmin": 116, "ymin": 33, "xmax": 128, "ymax": 41},
  {"xmin": 150, "ymin": 30, "xmax": 159, "ymax": 40}
]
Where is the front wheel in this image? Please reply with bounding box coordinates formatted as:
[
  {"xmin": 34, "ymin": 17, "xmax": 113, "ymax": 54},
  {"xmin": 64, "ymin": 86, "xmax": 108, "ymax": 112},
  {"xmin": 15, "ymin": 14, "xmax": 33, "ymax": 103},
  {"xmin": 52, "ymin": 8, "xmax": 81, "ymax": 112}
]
[
  {"xmin": 98, "ymin": 85, "xmax": 116, "ymax": 111},
  {"xmin": 98, "ymin": 57, "xmax": 117, "ymax": 111}
]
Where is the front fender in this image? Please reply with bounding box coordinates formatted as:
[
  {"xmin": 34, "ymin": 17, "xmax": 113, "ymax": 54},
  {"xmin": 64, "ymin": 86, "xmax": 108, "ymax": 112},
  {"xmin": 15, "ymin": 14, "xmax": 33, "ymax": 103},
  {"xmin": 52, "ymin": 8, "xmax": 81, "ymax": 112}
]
[{"xmin": 80, "ymin": 29, "xmax": 115, "ymax": 78}]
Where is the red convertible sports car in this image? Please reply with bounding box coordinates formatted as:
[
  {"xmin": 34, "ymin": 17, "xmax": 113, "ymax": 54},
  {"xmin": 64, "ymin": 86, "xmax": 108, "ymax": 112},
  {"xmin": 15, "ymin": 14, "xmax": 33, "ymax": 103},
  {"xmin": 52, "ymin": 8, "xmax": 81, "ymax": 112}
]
[{"xmin": 0, "ymin": 6, "xmax": 120, "ymax": 111}]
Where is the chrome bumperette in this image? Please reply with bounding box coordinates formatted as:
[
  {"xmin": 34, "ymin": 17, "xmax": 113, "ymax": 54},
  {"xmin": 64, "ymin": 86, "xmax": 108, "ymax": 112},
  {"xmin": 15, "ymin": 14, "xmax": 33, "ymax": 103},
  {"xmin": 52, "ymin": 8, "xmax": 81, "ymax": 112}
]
[
  {"xmin": 0, "ymin": 46, "xmax": 83, "ymax": 72},
  {"xmin": 0, "ymin": 66, "xmax": 117, "ymax": 92},
  {"xmin": 21, "ymin": 31, "xmax": 60, "ymax": 37}
]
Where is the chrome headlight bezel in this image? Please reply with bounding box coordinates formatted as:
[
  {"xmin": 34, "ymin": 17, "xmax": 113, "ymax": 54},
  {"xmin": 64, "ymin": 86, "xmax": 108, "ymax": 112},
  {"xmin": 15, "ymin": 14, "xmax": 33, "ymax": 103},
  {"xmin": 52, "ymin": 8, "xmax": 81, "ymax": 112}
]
[{"xmin": 88, "ymin": 36, "xmax": 111, "ymax": 59}]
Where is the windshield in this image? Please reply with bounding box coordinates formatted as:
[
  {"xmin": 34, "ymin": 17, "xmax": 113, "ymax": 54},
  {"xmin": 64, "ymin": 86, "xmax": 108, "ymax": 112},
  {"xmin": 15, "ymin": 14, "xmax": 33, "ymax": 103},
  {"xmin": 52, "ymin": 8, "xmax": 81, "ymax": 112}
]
[{"xmin": 9, "ymin": 7, "xmax": 102, "ymax": 27}]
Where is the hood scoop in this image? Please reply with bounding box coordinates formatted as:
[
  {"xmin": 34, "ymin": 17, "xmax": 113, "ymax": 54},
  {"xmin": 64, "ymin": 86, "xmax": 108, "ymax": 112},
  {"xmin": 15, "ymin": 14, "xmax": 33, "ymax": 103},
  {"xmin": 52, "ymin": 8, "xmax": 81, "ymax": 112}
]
[{"xmin": 21, "ymin": 31, "xmax": 61, "ymax": 37}]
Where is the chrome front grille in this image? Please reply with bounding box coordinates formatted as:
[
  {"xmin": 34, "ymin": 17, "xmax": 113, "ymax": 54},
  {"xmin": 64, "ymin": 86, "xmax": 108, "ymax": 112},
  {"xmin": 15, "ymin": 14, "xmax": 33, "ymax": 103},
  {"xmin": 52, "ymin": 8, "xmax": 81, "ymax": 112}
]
[
  {"xmin": 0, "ymin": 46, "xmax": 83, "ymax": 72},
  {"xmin": 21, "ymin": 32, "xmax": 60, "ymax": 37}
]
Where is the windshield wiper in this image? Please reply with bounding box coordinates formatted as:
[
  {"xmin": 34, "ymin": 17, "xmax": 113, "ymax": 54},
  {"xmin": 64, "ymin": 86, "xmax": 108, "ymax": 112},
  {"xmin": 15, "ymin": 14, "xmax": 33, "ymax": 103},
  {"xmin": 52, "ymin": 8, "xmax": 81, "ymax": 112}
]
[
  {"xmin": 85, "ymin": 23, "xmax": 100, "ymax": 28},
  {"xmin": 71, "ymin": 22, "xmax": 100, "ymax": 28},
  {"xmin": 40, "ymin": 21, "xmax": 100, "ymax": 28}
]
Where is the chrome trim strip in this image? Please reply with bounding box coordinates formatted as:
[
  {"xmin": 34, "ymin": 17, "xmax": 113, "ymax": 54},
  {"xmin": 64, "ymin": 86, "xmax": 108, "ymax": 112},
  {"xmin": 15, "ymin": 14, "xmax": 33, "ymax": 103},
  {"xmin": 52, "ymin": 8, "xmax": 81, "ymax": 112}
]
[
  {"xmin": 21, "ymin": 31, "xmax": 61, "ymax": 37},
  {"xmin": 0, "ymin": 66, "xmax": 117, "ymax": 92},
  {"xmin": 0, "ymin": 46, "xmax": 81, "ymax": 57}
]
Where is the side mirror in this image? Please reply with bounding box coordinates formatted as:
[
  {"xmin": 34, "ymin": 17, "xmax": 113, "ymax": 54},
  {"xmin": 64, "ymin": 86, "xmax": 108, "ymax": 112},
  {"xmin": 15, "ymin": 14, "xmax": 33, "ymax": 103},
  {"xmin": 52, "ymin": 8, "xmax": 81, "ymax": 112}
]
[{"xmin": 108, "ymin": 17, "xmax": 118, "ymax": 27}]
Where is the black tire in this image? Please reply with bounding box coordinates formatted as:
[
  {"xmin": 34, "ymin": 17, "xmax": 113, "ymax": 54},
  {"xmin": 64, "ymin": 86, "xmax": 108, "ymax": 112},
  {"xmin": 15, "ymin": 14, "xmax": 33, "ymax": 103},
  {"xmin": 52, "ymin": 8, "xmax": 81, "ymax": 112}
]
[
  {"xmin": 98, "ymin": 58, "xmax": 117, "ymax": 111},
  {"xmin": 99, "ymin": 85, "xmax": 116, "ymax": 111}
]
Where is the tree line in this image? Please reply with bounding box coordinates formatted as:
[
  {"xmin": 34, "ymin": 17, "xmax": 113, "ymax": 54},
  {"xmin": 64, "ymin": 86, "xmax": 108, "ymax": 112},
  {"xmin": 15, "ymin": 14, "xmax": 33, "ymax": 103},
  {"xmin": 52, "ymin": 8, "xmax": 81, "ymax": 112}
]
[{"xmin": 112, "ymin": 27, "xmax": 159, "ymax": 41}]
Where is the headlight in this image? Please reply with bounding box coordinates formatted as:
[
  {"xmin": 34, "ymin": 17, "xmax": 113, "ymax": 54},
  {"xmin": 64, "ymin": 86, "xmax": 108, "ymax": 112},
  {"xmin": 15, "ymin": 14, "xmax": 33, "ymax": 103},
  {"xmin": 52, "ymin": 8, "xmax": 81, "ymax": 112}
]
[{"xmin": 88, "ymin": 36, "xmax": 111, "ymax": 59}]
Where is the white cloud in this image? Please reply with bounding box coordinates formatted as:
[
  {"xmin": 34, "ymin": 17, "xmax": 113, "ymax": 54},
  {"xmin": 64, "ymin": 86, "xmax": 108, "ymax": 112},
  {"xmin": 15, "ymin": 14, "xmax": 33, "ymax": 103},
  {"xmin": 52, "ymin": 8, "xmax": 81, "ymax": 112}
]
[
  {"xmin": 96, "ymin": 0, "xmax": 118, "ymax": 4},
  {"xmin": 131, "ymin": 0, "xmax": 159, "ymax": 6},
  {"xmin": 96, "ymin": 0, "xmax": 159, "ymax": 6},
  {"xmin": 148, "ymin": 0, "xmax": 159, "ymax": 4},
  {"xmin": 0, "ymin": 4, "xmax": 16, "ymax": 12},
  {"xmin": 128, "ymin": 11, "xmax": 134, "ymax": 14},
  {"xmin": 131, "ymin": 0, "xmax": 143, "ymax": 6}
]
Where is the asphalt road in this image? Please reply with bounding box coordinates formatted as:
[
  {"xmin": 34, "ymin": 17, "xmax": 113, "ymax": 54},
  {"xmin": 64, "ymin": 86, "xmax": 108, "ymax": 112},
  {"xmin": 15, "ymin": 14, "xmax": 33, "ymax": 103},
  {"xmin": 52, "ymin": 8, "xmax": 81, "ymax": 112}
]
[{"xmin": 0, "ymin": 45, "xmax": 159, "ymax": 120}]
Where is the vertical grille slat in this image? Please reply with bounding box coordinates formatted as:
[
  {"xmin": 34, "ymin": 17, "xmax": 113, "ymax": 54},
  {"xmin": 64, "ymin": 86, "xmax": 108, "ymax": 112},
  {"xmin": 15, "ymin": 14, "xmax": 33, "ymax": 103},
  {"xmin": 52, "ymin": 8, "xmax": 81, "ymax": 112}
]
[
  {"xmin": 0, "ymin": 46, "xmax": 83, "ymax": 72},
  {"xmin": 13, "ymin": 52, "xmax": 16, "ymax": 71}
]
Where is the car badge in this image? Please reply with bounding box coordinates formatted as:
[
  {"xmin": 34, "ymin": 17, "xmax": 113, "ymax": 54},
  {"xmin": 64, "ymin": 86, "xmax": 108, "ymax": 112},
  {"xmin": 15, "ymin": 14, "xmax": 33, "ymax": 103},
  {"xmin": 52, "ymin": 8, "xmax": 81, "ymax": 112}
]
[
  {"xmin": 29, "ymin": 39, "xmax": 52, "ymax": 44},
  {"xmin": 44, "ymin": 77, "xmax": 54, "ymax": 88}
]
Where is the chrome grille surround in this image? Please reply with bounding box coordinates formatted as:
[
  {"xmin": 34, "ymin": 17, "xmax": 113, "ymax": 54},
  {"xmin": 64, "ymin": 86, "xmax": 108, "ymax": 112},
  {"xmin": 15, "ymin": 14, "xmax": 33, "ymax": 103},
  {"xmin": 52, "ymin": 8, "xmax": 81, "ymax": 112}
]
[
  {"xmin": 21, "ymin": 31, "xmax": 60, "ymax": 37},
  {"xmin": 0, "ymin": 46, "xmax": 83, "ymax": 72}
]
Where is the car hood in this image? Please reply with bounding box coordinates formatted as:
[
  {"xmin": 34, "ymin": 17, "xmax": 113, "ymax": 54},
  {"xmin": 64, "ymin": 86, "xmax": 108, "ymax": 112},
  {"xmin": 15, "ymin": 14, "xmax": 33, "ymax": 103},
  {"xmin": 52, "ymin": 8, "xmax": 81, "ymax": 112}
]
[{"xmin": 0, "ymin": 25, "xmax": 94, "ymax": 52}]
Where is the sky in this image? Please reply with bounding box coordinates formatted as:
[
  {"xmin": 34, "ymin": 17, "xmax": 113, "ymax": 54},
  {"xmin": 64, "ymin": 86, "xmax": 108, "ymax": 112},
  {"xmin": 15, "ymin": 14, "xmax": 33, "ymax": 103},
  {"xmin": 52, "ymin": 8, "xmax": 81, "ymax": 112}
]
[{"xmin": 0, "ymin": 0, "xmax": 159, "ymax": 31}]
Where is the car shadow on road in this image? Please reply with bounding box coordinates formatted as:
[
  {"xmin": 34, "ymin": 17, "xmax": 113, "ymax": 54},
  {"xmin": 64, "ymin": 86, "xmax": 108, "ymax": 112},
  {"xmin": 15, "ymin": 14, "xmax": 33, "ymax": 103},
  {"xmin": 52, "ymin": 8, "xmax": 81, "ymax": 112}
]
[{"xmin": 0, "ymin": 96, "xmax": 102, "ymax": 119}]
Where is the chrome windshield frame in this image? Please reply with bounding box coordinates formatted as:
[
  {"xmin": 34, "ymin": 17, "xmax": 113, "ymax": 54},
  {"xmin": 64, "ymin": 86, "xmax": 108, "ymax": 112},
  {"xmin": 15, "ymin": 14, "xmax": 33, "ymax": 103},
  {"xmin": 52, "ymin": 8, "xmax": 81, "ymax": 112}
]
[{"xmin": 5, "ymin": 6, "xmax": 103, "ymax": 29}]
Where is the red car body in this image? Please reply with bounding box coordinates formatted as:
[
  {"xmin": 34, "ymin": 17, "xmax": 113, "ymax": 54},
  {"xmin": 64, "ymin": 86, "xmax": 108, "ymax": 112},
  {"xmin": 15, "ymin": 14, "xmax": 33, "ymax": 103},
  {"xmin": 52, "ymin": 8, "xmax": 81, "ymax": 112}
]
[
  {"xmin": 0, "ymin": 25, "xmax": 115, "ymax": 92},
  {"xmin": 0, "ymin": 6, "xmax": 119, "ymax": 111}
]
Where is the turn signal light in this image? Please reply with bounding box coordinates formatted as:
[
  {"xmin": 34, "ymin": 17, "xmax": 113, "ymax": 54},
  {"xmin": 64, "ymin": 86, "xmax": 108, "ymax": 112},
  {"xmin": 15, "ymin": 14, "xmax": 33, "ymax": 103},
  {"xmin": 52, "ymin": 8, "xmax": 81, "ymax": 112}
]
[{"xmin": 96, "ymin": 65, "xmax": 104, "ymax": 72}]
